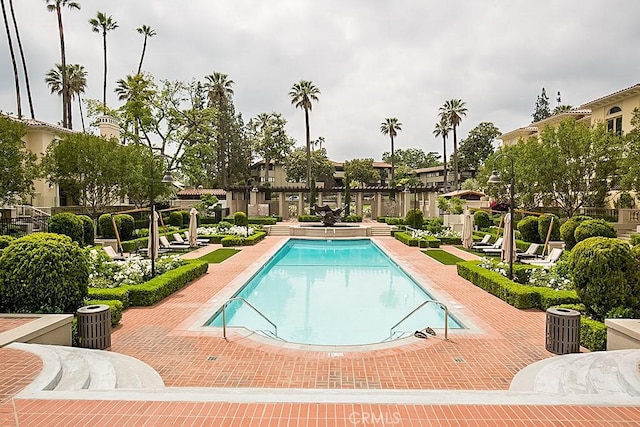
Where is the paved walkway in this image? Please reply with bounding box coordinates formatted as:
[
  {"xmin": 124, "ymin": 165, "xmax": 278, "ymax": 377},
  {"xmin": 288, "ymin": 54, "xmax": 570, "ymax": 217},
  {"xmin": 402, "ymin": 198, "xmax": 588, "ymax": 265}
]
[{"xmin": 1, "ymin": 237, "xmax": 639, "ymax": 425}]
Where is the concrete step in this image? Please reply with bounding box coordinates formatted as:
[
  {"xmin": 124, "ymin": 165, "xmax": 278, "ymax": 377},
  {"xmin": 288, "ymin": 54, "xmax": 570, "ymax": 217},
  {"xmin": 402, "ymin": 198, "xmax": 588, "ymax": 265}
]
[
  {"xmin": 8, "ymin": 343, "xmax": 164, "ymax": 393},
  {"xmin": 510, "ymin": 349, "xmax": 640, "ymax": 396},
  {"xmin": 267, "ymin": 225, "xmax": 291, "ymax": 236}
]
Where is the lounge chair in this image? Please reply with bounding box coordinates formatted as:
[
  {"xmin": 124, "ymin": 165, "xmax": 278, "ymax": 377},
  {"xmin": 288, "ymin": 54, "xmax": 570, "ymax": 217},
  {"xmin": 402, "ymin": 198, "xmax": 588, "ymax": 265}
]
[
  {"xmin": 481, "ymin": 237, "xmax": 504, "ymax": 254},
  {"xmin": 521, "ymin": 248, "xmax": 563, "ymax": 266},
  {"xmin": 470, "ymin": 234, "xmax": 492, "ymax": 248},
  {"xmin": 103, "ymin": 245, "xmax": 126, "ymax": 261},
  {"xmin": 184, "ymin": 231, "xmax": 209, "ymax": 245},
  {"xmin": 516, "ymin": 243, "xmax": 541, "ymax": 260},
  {"xmin": 159, "ymin": 235, "xmax": 190, "ymax": 250}
]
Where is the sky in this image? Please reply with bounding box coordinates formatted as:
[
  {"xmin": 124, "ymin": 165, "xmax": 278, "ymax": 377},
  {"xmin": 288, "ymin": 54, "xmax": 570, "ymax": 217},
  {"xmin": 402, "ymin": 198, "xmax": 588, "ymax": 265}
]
[{"xmin": 1, "ymin": 0, "xmax": 639, "ymax": 164}]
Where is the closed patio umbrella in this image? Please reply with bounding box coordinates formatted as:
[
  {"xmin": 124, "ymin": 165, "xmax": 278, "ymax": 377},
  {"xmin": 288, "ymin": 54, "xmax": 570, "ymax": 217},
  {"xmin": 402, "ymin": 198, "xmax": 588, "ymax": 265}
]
[
  {"xmin": 501, "ymin": 214, "xmax": 516, "ymax": 264},
  {"xmin": 148, "ymin": 210, "xmax": 160, "ymax": 261},
  {"xmin": 462, "ymin": 210, "xmax": 473, "ymax": 249},
  {"xmin": 188, "ymin": 208, "xmax": 199, "ymax": 247}
]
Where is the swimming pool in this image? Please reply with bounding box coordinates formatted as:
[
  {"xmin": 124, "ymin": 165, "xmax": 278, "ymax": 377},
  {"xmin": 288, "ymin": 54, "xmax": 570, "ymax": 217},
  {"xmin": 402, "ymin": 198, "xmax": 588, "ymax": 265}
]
[{"xmin": 206, "ymin": 239, "xmax": 462, "ymax": 345}]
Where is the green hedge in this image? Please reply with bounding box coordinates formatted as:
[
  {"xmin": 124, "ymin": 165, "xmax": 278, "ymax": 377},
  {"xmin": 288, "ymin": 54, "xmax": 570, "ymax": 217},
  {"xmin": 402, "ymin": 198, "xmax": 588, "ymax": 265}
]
[
  {"xmin": 221, "ymin": 231, "xmax": 267, "ymax": 247},
  {"xmin": 457, "ymin": 261, "xmax": 580, "ymax": 310},
  {"xmin": 394, "ymin": 231, "xmax": 420, "ymax": 246},
  {"xmin": 378, "ymin": 216, "xmax": 405, "ymax": 225},
  {"xmin": 554, "ymin": 303, "xmax": 607, "ymax": 351},
  {"xmin": 394, "ymin": 232, "xmax": 441, "ymax": 248},
  {"xmin": 343, "ymin": 215, "xmax": 363, "ymax": 222},
  {"xmin": 298, "ymin": 215, "xmax": 322, "ymax": 222},
  {"xmin": 86, "ymin": 299, "xmax": 123, "ymax": 327},
  {"xmin": 87, "ymin": 261, "xmax": 208, "ymax": 307}
]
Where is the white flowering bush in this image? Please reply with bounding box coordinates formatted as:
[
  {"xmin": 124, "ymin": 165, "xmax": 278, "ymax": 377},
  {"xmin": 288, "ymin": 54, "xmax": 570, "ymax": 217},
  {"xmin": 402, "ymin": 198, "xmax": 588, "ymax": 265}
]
[
  {"xmin": 88, "ymin": 249, "xmax": 184, "ymax": 288},
  {"xmin": 479, "ymin": 257, "xmax": 509, "ymax": 278},
  {"xmin": 411, "ymin": 228, "xmax": 461, "ymax": 239},
  {"xmin": 528, "ymin": 261, "xmax": 573, "ymax": 291},
  {"xmin": 197, "ymin": 224, "xmax": 255, "ymax": 237}
]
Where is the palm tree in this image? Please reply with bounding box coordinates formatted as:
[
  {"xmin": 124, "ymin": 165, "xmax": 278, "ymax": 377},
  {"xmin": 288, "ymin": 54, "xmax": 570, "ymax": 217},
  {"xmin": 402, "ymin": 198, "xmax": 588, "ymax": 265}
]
[
  {"xmin": 45, "ymin": 63, "xmax": 86, "ymax": 130},
  {"xmin": 204, "ymin": 72, "xmax": 235, "ymax": 187},
  {"xmin": 380, "ymin": 117, "xmax": 402, "ymax": 183},
  {"xmin": 7, "ymin": 0, "xmax": 34, "ymax": 118},
  {"xmin": 136, "ymin": 24, "xmax": 155, "ymax": 74},
  {"xmin": 45, "ymin": 0, "xmax": 80, "ymax": 129},
  {"xmin": 433, "ymin": 119, "xmax": 452, "ymax": 193},
  {"xmin": 289, "ymin": 80, "xmax": 320, "ymax": 187},
  {"xmin": 1, "ymin": 0, "xmax": 21, "ymax": 117},
  {"xmin": 553, "ymin": 104, "xmax": 573, "ymax": 115},
  {"xmin": 439, "ymin": 99, "xmax": 467, "ymax": 190},
  {"xmin": 89, "ymin": 11, "xmax": 118, "ymax": 109}
]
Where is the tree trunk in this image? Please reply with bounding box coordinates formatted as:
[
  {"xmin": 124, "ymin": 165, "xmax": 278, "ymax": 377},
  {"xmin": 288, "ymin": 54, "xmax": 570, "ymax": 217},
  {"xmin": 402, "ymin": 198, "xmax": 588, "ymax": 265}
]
[
  {"xmin": 137, "ymin": 36, "xmax": 147, "ymax": 74},
  {"xmin": 442, "ymin": 135, "xmax": 448, "ymax": 193},
  {"xmin": 102, "ymin": 31, "xmax": 107, "ymax": 108},
  {"xmin": 1, "ymin": 0, "xmax": 21, "ymax": 118},
  {"xmin": 453, "ymin": 125, "xmax": 459, "ymax": 190},
  {"xmin": 56, "ymin": 6, "xmax": 68, "ymax": 128},
  {"xmin": 304, "ymin": 107, "xmax": 311, "ymax": 187},
  {"xmin": 390, "ymin": 134, "xmax": 395, "ymax": 183},
  {"xmin": 9, "ymin": 0, "xmax": 33, "ymax": 119},
  {"xmin": 78, "ymin": 95, "xmax": 85, "ymax": 132}
]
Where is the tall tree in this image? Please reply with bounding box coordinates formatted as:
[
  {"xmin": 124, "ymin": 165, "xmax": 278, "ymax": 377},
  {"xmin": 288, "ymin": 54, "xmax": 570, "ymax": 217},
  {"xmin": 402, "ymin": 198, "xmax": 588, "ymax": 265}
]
[
  {"xmin": 532, "ymin": 87, "xmax": 551, "ymax": 122},
  {"xmin": 457, "ymin": 122, "xmax": 500, "ymax": 172},
  {"xmin": 89, "ymin": 11, "xmax": 118, "ymax": 109},
  {"xmin": 8, "ymin": 0, "xmax": 34, "ymax": 118},
  {"xmin": 553, "ymin": 104, "xmax": 573, "ymax": 115},
  {"xmin": 136, "ymin": 24, "xmax": 155, "ymax": 74},
  {"xmin": 343, "ymin": 158, "xmax": 380, "ymax": 186},
  {"xmin": 204, "ymin": 71, "xmax": 235, "ymax": 187},
  {"xmin": 251, "ymin": 112, "xmax": 295, "ymax": 185},
  {"xmin": 284, "ymin": 148, "xmax": 335, "ymax": 185},
  {"xmin": 289, "ymin": 80, "xmax": 320, "ymax": 187},
  {"xmin": 433, "ymin": 118, "xmax": 452, "ymax": 192},
  {"xmin": 380, "ymin": 117, "xmax": 402, "ymax": 183},
  {"xmin": 439, "ymin": 99, "xmax": 467, "ymax": 190},
  {"xmin": 0, "ymin": 116, "xmax": 39, "ymax": 204},
  {"xmin": 382, "ymin": 148, "xmax": 441, "ymax": 169},
  {"xmin": 1, "ymin": 0, "xmax": 21, "ymax": 117},
  {"xmin": 45, "ymin": 0, "xmax": 80, "ymax": 129},
  {"xmin": 45, "ymin": 63, "xmax": 86, "ymax": 130}
]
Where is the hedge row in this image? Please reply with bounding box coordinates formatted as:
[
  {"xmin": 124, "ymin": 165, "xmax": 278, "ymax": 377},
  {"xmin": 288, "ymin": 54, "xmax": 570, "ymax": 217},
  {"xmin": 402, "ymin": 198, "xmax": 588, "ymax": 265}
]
[
  {"xmin": 394, "ymin": 231, "xmax": 441, "ymax": 248},
  {"xmin": 553, "ymin": 303, "xmax": 607, "ymax": 351},
  {"xmin": 221, "ymin": 231, "xmax": 267, "ymax": 247},
  {"xmin": 456, "ymin": 261, "xmax": 580, "ymax": 310},
  {"xmin": 223, "ymin": 216, "xmax": 282, "ymax": 224},
  {"xmin": 87, "ymin": 261, "xmax": 208, "ymax": 308},
  {"xmin": 86, "ymin": 299, "xmax": 123, "ymax": 327}
]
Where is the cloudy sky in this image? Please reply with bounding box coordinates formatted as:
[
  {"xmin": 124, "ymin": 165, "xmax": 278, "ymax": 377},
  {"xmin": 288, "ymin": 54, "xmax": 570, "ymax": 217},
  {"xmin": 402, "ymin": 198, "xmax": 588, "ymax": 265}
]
[{"xmin": 1, "ymin": 0, "xmax": 639, "ymax": 163}]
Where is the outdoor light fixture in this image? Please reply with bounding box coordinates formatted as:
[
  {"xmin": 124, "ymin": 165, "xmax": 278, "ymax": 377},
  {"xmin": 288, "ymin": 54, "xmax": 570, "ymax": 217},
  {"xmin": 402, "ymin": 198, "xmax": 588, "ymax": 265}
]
[{"xmin": 487, "ymin": 154, "xmax": 515, "ymax": 280}]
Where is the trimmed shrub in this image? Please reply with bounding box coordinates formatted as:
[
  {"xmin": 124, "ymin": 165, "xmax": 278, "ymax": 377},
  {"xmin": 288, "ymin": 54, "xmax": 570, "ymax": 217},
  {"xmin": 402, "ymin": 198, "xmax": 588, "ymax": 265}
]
[
  {"xmin": 86, "ymin": 299, "xmax": 123, "ymax": 327},
  {"xmin": 78, "ymin": 215, "xmax": 95, "ymax": 246},
  {"xmin": 631, "ymin": 233, "xmax": 640, "ymax": 246},
  {"xmin": 538, "ymin": 214, "xmax": 560, "ymax": 242},
  {"xmin": 0, "ymin": 235, "xmax": 15, "ymax": 249},
  {"xmin": 473, "ymin": 210, "xmax": 492, "ymax": 230},
  {"xmin": 405, "ymin": 209, "xmax": 424, "ymax": 229},
  {"xmin": 424, "ymin": 217, "xmax": 444, "ymax": 234},
  {"xmin": 248, "ymin": 217, "xmax": 277, "ymax": 225},
  {"xmin": 86, "ymin": 287, "xmax": 130, "ymax": 308},
  {"xmin": 98, "ymin": 213, "xmax": 120, "ymax": 238},
  {"xmin": 517, "ymin": 216, "xmax": 540, "ymax": 243},
  {"xmin": 221, "ymin": 235, "xmax": 244, "ymax": 247},
  {"xmin": 180, "ymin": 210, "xmax": 190, "ymax": 226},
  {"xmin": 343, "ymin": 215, "xmax": 363, "ymax": 222},
  {"xmin": 570, "ymin": 237, "xmax": 640, "ymax": 320},
  {"xmin": 169, "ymin": 211, "xmax": 183, "ymax": 228},
  {"xmin": 234, "ymin": 211, "xmax": 248, "ymax": 227},
  {"xmin": 553, "ymin": 303, "xmax": 607, "ymax": 351},
  {"xmin": 298, "ymin": 215, "xmax": 322, "ymax": 222},
  {"xmin": 0, "ymin": 233, "xmax": 89, "ymax": 313},
  {"xmin": 559, "ymin": 215, "xmax": 592, "ymax": 250},
  {"xmin": 48, "ymin": 212, "xmax": 84, "ymax": 245},
  {"xmin": 574, "ymin": 219, "xmax": 617, "ymax": 244},
  {"xmin": 116, "ymin": 214, "xmax": 135, "ymax": 241}
]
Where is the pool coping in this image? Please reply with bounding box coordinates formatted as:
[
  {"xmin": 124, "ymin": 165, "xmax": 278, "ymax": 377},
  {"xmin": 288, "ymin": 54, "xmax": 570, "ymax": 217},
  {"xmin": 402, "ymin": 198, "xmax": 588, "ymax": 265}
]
[{"xmin": 183, "ymin": 237, "xmax": 485, "ymax": 352}]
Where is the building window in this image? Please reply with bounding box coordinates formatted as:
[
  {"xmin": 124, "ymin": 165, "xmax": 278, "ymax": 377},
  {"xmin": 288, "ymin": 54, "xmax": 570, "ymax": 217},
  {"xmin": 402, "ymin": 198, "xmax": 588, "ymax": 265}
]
[{"xmin": 607, "ymin": 106, "xmax": 623, "ymax": 135}]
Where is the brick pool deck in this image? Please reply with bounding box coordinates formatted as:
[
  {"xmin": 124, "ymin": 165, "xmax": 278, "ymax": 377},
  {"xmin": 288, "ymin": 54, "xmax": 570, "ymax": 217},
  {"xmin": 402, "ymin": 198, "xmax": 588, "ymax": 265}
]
[{"xmin": 1, "ymin": 236, "xmax": 639, "ymax": 425}]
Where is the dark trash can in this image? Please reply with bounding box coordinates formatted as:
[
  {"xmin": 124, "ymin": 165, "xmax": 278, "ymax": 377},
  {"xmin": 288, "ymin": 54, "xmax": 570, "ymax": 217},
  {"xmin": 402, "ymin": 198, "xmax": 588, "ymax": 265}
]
[
  {"xmin": 545, "ymin": 307, "xmax": 580, "ymax": 354},
  {"xmin": 77, "ymin": 304, "xmax": 111, "ymax": 349}
]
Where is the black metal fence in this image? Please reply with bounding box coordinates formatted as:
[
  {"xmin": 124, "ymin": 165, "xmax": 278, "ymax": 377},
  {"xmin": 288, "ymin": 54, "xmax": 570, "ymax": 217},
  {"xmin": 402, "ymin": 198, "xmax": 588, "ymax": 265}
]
[{"xmin": 0, "ymin": 216, "xmax": 49, "ymax": 237}]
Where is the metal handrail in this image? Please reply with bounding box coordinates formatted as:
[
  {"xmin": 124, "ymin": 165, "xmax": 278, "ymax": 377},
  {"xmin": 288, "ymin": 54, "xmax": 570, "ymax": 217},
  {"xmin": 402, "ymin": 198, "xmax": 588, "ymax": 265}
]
[
  {"xmin": 222, "ymin": 297, "xmax": 277, "ymax": 340},
  {"xmin": 389, "ymin": 299, "xmax": 449, "ymax": 340}
]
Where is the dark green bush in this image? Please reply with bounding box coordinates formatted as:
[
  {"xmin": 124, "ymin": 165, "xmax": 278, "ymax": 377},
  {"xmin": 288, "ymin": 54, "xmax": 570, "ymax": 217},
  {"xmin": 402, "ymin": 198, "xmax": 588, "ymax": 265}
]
[
  {"xmin": 559, "ymin": 215, "xmax": 592, "ymax": 250},
  {"xmin": 48, "ymin": 212, "xmax": 84, "ymax": 245},
  {"xmin": 221, "ymin": 235, "xmax": 244, "ymax": 247},
  {"xmin": 570, "ymin": 237, "xmax": 640, "ymax": 320},
  {"xmin": 517, "ymin": 216, "xmax": 540, "ymax": 243},
  {"xmin": 169, "ymin": 211, "xmax": 183, "ymax": 227},
  {"xmin": 473, "ymin": 210, "xmax": 492, "ymax": 229},
  {"xmin": 631, "ymin": 234, "xmax": 640, "ymax": 246},
  {"xmin": 0, "ymin": 235, "xmax": 15, "ymax": 249},
  {"xmin": 78, "ymin": 215, "xmax": 95, "ymax": 246},
  {"xmin": 98, "ymin": 213, "xmax": 120, "ymax": 238},
  {"xmin": 573, "ymin": 219, "xmax": 617, "ymax": 244},
  {"xmin": 0, "ymin": 233, "xmax": 89, "ymax": 313},
  {"xmin": 553, "ymin": 303, "xmax": 606, "ymax": 351},
  {"xmin": 618, "ymin": 191, "xmax": 635, "ymax": 208},
  {"xmin": 134, "ymin": 218, "xmax": 149, "ymax": 229},
  {"xmin": 343, "ymin": 215, "xmax": 363, "ymax": 222},
  {"xmin": 180, "ymin": 210, "xmax": 190, "ymax": 226},
  {"xmin": 424, "ymin": 217, "xmax": 444, "ymax": 234},
  {"xmin": 247, "ymin": 217, "xmax": 277, "ymax": 225},
  {"xmin": 538, "ymin": 214, "xmax": 560, "ymax": 241},
  {"xmin": 86, "ymin": 287, "xmax": 130, "ymax": 308},
  {"xmin": 233, "ymin": 211, "xmax": 248, "ymax": 227},
  {"xmin": 116, "ymin": 214, "xmax": 135, "ymax": 241},
  {"xmin": 405, "ymin": 209, "xmax": 424, "ymax": 229},
  {"xmin": 394, "ymin": 231, "xmax": 419, "ymax": 247},
  {"xmin": 86, "ymin": 299, "xmax": 123, "ymax": 327},
  {"xmin": 298, "ymin": 215, "xmax": 321, "ymax": 222}
]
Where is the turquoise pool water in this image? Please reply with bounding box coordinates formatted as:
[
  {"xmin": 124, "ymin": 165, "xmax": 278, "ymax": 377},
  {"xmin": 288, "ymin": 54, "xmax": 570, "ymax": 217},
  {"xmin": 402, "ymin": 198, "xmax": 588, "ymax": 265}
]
[{"xmin": 207, "ymin": 239, "xmax": 461, "ymax": 345}]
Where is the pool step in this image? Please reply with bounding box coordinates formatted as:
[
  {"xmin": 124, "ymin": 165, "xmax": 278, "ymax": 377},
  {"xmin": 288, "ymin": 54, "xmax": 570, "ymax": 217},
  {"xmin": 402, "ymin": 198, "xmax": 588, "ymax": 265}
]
[
  {"xmin": 509, "ymin": 349, "xmax": 640, "ymax": 396},
  {"xmin": 9, "ymin": 342, "xmax": 164, "ymax": 393},
  {"xmin": 370, "ymin": 225, "xmax": 392, "ymax": 236}
]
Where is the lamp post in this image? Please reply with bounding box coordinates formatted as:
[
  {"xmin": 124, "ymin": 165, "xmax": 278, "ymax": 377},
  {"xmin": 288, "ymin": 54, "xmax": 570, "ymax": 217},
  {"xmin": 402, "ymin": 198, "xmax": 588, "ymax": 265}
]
[
  {"xmin": 149, "ymin": 150, "xmax": 173, "ymax": 278},
  {"xmin": 487, "ymin": 153, "xmax": 515, "ymax": 280}
]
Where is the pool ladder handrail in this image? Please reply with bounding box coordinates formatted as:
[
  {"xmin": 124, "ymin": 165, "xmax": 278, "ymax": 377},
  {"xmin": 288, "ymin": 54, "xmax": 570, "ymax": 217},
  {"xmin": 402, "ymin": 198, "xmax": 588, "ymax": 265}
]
[
  {"xmin": 389, "ymin": 299, "xmax": 449, "ymax": 340},
  {"xmin": 222, "ymin": 297, "xmax": 278, "ymax": 340}
]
